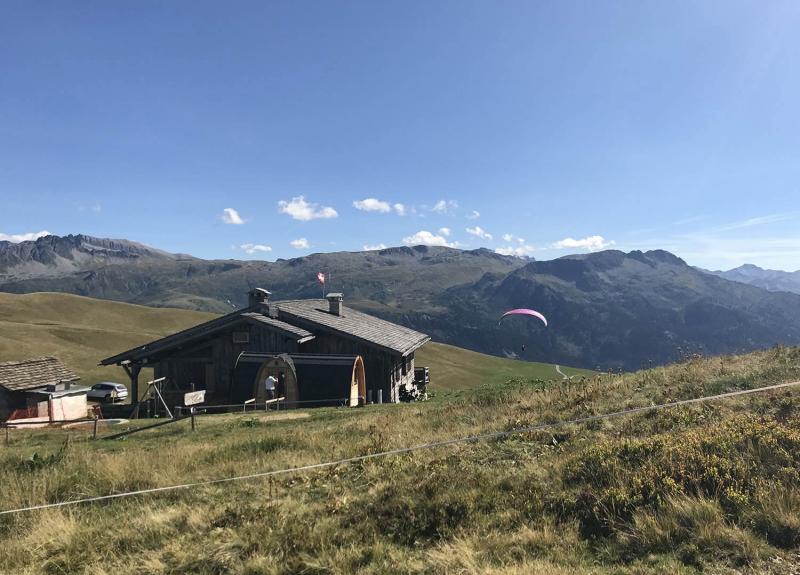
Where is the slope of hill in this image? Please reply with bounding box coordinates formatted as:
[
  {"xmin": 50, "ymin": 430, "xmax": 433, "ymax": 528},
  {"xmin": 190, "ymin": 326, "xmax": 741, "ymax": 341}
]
[
  {"xmin": 442, "ymin": 249, "xmax": 800, "ymax": 369},
  {"xmin": 0, "ymin": 292, "xmax": 587, "ymax": 389},
  {"xmin": 414, "ymin": 342, "xmax": 588, "ymax": 390},
  {"xmin": 709, "ymin": 263, "xmax": 800, "ymax": 295},
  {"xmin": 0, "ymin": 292, "xmax": 215, "ymax": 384},
  {"xmin": 4, "ymin": 235, "xmax": 800, "ymax": 370},
  {"xmin": 1, "ymin": 343, "xmax": 798, "ymax": 573}
]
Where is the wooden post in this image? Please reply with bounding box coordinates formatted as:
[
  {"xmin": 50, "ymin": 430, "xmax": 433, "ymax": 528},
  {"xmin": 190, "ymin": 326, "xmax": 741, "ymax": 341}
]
[
  {"xmin": 92, "ymin": 418, "xmax": 98, "ymax": 440},
  {"xmin": 123, "ymin": 363, "xmax": 142, "ymax": 418},
  {"xmin": 191, "ymin": 408, "xmax": 196, "ymax": 431}
]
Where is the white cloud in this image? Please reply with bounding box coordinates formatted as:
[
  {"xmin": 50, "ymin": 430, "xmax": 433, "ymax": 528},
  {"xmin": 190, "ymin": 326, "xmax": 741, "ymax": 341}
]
[
  {"xmin": 290, "ymin": 237, "xmax": 310, "ymax": 249},
  {"xmin": 239, "ymin": 243, "xmax": 272, "ymax": 255},
  {"xmin": 431, "ymin": 199, "xmax": 458, "ymax": 214},
  {"xmin": 278, "ymin": 196, "xmax": 338, "ymax": 221},
  {"xmin": 712, "ymin": 213, "xmax": 796, "ymax": 232},
  {"xmin": 363, "ymin": 243, "xmax": 388, "ymax": 251},
  {"xmin": 79, "ymin": 203, "xmax": 102, "ymax": 213},
  {"xmin": 353, "ymin": 198, "xmax": 391, "ymax": 213},
  {"xmin": 466, "ymin": 226, "xmax": 493, "ymax": 240},
  {"xmin": 0, "ymin": 230, "xmax": 51, "ymax": 243},
  {"xmin": 467, "ymin": 210, "xmax": 480, "ymax": 220},
  {"xmin": 439, "ymin": 227, "xmax": 451, "ymax": 237},
  {"xmin": 503, "ymin": 233, "xmax": 526, "ymax": 244},
  {"xmin": 552, "ymin": 235, "xmax": 614, "ymax": 251},
  {"xmin": 221, "ymin": 208, "xmax": 245, "ymax": 225},
  {"xmin": 393, "ymin": 203, "xmax": 406, "ymax": 216},
  {"xmin": 403, "ymin": 230, "xmax": 459, "ymax": 248},
  {"xmin": 495, "ymin": 243, "xmax": 536, "ymax": 257}
]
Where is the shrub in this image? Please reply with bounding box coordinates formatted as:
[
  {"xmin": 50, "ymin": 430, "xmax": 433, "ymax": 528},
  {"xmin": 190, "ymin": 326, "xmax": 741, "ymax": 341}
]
[{"xmin": 560, "ymin": 414, "xmax": 800, "ymax": 538}]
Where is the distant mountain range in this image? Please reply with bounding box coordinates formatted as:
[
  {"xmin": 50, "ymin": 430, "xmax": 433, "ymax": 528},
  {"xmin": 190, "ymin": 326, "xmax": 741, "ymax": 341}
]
[
  {"xmin": 2, "ymin": 234, "xmax": 800, "ymax": 370},
  {"xmin": 706, "ymin": 264, "xmax": 800, "ymax": 295}
]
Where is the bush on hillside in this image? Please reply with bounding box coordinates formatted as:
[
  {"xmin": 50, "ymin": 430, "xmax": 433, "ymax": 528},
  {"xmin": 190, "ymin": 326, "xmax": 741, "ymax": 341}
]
[{"xmin": 559, "ymin": 413, "xmax": 800, "ymax": 540}]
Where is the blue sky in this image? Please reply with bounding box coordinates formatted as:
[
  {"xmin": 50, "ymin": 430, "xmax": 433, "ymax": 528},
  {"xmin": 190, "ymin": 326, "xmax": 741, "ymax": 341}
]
[{"xmin": 1, "ymin": 1, "xmax": 799, "ymax": 270}]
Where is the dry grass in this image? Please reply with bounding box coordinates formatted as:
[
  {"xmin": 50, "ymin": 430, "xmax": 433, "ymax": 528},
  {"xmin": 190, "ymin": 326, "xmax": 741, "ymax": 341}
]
[{"xmin": 0, "ymin": 346, "xmax": 799, "ymax": 573}]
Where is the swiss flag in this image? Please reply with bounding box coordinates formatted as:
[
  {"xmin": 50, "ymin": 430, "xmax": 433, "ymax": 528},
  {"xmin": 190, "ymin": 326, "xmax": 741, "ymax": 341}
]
[{"xmin": 317, "ymin": 272, "xmax": 325, "ymax": 285}]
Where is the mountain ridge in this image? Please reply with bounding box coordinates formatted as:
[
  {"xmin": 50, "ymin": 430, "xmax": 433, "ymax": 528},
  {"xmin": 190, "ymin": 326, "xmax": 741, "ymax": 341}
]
[
  {"xmin": 2, "ymin": 234, "xmax": 800, "ymax": 370},
  {"xmin": 708, "ymin": 263, "xmax": 800, "ymax": 295}
]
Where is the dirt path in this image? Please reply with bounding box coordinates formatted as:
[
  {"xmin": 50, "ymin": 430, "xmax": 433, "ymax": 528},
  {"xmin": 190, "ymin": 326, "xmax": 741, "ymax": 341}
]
[{"xmin": 555, "ymin": 364, "xmax": 568, "ymax": 380}]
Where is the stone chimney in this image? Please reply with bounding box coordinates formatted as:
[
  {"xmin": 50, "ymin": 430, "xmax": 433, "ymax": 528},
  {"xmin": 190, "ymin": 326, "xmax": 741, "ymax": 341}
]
[
  {"xmin": 248, "ymin": 288, "xmax": 271, "ymax": 307},
  {"xmin": 326, "ymin": 293, "xmax": 343, "ymax": 316}
]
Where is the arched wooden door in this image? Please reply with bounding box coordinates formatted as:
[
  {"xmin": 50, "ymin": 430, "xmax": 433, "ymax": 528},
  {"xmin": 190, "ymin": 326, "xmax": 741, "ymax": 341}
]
[
  {"xmin": 253, "ymin": 356, "xmax": 299, "ymax": 404},
  {"xmin": 350, "ymin": 356, "xmax": 366, "ymax": 407}
]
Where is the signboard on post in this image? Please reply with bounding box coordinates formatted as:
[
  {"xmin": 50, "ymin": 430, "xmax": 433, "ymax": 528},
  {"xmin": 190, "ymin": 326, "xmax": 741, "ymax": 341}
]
[{"xmin": 184, "ymin": 390, "xmax": 206, "ymax": 406}]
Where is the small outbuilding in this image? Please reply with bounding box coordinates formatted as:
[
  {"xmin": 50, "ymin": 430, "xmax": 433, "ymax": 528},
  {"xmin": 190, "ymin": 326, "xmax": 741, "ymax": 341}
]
[{"xmin": 0, "ymin": 357, "xmax": 89, "ymax": 423}]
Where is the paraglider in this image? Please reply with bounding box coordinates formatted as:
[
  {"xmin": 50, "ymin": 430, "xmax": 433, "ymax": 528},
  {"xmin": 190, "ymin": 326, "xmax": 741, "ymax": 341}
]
[
  {"xmin": 499, "ymin": 309, "xmax": 547, "ymax": 357},
  {"xmin": 498, "ymin": 308, "xmax": 548, "ymax": 327}
]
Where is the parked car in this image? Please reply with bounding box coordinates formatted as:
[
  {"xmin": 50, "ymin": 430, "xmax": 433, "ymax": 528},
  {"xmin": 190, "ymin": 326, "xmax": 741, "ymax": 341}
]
[{"xmin": 87, "ymin": 382, "xmax": 129, "ymax": 402}]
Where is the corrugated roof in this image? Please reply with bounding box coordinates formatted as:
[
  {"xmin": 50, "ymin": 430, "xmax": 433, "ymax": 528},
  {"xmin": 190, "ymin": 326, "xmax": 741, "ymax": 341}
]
[
  {"xmin": 275, "ymin": 299, "xmax": 430, "ymax": 356},
  {"xmin": 0, "ymin": 357, "xmax": 79, "ymax": 392}
]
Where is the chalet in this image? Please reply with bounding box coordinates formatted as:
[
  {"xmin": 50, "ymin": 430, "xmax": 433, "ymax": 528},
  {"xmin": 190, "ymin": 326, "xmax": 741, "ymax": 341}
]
[
  {"xmin": 100, "ymin": 289, "xmax": 430, "ymax": 406},
  {"xmin": 0, "ymin": 357, "xmax": 89, "ymax": 423}
]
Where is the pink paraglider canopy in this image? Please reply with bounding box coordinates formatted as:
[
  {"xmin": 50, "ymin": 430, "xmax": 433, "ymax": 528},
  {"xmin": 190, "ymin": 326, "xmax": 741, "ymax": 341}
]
[{"xmin": 499, "ymin": 308, "xmax": 548, "ymax": 327}]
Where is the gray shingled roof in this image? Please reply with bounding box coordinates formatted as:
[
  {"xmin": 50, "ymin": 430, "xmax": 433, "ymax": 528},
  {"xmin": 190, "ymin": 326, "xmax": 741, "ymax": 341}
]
[
  {"xmin": 100, "ymin": 306, "xmax": 314, "ymax": 365},
  {"xmin": 101, "ymin": 297, "xmax": 430, "ymax": 365},
  {"xmin": 0, "ymin": 357, "xmax": 79, "ymax": 392},
  {"xmin": 240, "ymin": 313, "xmax": 315, "ymax": 342},
  {"xmin": 275, "ymin": 299, "xmax": 430, "ymax": 356}
]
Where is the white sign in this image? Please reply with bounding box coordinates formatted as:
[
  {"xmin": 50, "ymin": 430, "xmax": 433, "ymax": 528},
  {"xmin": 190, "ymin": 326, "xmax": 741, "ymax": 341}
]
[{"xmin": 184, "ymin": 390, "xmax": 206, "ymax": 406}]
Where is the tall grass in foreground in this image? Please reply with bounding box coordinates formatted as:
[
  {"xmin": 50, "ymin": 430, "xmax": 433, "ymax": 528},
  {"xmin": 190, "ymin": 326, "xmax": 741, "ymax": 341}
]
[{"xmin": 0, "ymin": 346, "xmax": 799, "ymax": 574}]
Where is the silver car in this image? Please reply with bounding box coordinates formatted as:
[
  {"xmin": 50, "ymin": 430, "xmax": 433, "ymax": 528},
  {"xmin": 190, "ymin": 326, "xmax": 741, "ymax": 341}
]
[{"xmin": 87, "ymin": 382, "xmax": 129, "ymax": 402}]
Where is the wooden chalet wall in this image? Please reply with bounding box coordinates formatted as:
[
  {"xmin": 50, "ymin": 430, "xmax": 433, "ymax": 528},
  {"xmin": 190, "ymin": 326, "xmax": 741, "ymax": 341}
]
[
  {"xmin": 302, "ymin": 332, "xmax": 414, "ymax": 403},
  {"xmin": 153, "ymin": 319, "xmax": 300, "ymax": 402}
]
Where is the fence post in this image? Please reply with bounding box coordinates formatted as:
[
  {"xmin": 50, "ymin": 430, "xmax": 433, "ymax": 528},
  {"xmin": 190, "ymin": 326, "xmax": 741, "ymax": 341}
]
[{"xmin": 92, "ymin": 418, "xmax": 98, "ymax": 440}]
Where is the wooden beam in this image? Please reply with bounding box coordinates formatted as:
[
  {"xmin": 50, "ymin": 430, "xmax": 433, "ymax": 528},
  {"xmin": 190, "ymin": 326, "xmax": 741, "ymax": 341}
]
[{"xmin": 124, "ymin": 363, "xmax": 142, "ymax": 417}]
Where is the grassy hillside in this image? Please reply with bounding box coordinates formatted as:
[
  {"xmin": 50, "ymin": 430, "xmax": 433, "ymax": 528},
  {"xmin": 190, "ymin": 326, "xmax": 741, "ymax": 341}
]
[
  {"xmin": 0, "ymin": 346, "xmax": 798, "ymax": 573},
  {"xmin": 0, "ymin": 292, "xmax": 589, "ymax": 390},
  {"xmin": 0, "ymin": 292, "xmax": 215, "ymax": 384},
  {"xmin": 415, "ymin": 342, "xmax": 590, "ymax": 391}
]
